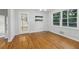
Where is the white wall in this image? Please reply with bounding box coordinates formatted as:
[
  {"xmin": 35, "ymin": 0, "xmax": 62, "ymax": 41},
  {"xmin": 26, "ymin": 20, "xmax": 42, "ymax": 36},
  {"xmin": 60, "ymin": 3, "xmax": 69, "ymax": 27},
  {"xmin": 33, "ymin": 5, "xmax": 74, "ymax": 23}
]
[
  {"xmin": 8, "ymin": 9, "xmax": 49, "ymax": 42},
  {"xmin": 48, "ymin": 9, "xmax": 79, "ymax": 41},
  {"xmin": 14, "ymin": 9, "xmax": 49, "ymax": 34},
  {"xmin": 8, "ymin": 9, "xmax": 79, "ymax": 42},
  {"xmin": 8, "ymin": 9, "xmax": 16, "ymax": 42}
]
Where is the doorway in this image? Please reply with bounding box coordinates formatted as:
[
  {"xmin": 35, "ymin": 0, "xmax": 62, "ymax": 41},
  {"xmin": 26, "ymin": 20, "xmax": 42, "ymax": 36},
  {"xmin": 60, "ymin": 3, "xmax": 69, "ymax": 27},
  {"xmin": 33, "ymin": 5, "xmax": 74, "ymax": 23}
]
[{"xmin": 20, "ymin": 14, "xmax": 29, "ymax": 34}]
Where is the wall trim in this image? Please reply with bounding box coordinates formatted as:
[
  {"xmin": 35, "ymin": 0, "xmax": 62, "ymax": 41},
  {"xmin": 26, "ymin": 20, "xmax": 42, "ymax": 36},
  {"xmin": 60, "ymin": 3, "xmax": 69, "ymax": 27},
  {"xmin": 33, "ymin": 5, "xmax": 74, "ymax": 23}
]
[
  {"xmin": 8, "ymin": 35, "xmax": 15, "ymax": 42},
  {"xmin": 50, "ymin": 31, "xmax": 79, "ymax": 42}
]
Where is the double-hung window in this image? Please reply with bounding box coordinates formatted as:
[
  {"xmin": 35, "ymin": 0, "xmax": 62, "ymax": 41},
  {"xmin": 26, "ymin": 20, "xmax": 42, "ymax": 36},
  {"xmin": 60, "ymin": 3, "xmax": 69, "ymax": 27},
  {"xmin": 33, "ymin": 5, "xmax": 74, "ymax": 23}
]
[
  {"xmin": 68, "ymin": 9, "xmax": 77, "ymax": 27},
  {"xmin": 62, "ymin": 10, "xmax": 67, "ymax": 26},
  {"xmin": 53, "ymin": 12, "xmax": 60, "ymax": 25},
  {"xmin": 62, "ymin": 9, "xmax": 77, "ymax": 27}
]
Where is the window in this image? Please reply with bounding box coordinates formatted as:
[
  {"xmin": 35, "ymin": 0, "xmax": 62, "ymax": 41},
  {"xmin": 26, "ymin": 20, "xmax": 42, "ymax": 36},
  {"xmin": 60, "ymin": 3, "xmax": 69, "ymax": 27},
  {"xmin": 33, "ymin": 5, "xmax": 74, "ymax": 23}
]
[
  {"xmin": 53, "ymin": 9, "xmax": 77, "ymax": 28},
  {"xmin": 68, "ymin": 9, "xmax": 77, "ymax": 27},
  {"xmin": 62, "ymin": 10, "xmax": 67, "ymax": 26},
  {"xmin": 53, "ymin": 12, "xmax": 60, "ymax": 25},
  {"xmin": 0, "ymin": 15, "xmax": 7, "ymax": 34},
  {"xmin": 62, "ymin": 9, "xmax": 77, "ymax": 27}
]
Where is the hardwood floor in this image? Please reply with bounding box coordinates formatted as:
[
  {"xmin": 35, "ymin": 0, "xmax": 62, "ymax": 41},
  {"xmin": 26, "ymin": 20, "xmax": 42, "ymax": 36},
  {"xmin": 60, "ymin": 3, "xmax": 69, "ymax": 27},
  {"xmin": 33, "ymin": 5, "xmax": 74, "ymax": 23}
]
[
  {"xmin": 0, "ymin": 38, "xmax": 8, "ymax": 49},
  {"xmin": 6, "ymin": 32, "xmax": 79, "ymax": 49}
]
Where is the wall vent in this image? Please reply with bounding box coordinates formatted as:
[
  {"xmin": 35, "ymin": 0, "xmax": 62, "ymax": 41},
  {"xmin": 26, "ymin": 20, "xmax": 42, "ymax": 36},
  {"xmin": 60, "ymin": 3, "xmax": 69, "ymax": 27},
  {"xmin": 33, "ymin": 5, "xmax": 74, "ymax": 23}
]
[{"xmin": 59, "ymin": 31, "xmax": 64, "ymax": 34}]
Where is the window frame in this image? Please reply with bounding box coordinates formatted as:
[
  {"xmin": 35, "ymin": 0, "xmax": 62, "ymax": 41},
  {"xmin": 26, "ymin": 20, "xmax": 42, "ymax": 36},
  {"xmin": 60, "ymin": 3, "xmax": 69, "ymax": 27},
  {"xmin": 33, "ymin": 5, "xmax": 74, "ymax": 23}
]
[
  {"xmin": 53, "ymin": 12, "xmax": 60, "ymax": 26},
  {"xmin": 62, "ymin": 10, "xmax": 68, "ymax": 26},
  {"xmin": 68, "ymin": 9, "xmax": 77, "ymax": 27},
  {"xmin": 53, "ymin": 9, "xmax": 78, "ymax": 28}
]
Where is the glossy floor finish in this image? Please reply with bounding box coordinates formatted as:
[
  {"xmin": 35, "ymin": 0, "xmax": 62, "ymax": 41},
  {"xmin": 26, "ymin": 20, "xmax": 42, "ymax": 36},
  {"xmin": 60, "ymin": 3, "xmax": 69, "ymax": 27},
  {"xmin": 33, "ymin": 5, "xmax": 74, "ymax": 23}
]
[
  {"xmin": 0, "ymin": 38, "xmax": 8, "ymax": 49},
  {"xmin": 0, "ymin": 32, "xmax": 79, "ymax": 49},
  {"xmin": 6, "ymin": 32, "xmax": 79, "ymax": 49}
]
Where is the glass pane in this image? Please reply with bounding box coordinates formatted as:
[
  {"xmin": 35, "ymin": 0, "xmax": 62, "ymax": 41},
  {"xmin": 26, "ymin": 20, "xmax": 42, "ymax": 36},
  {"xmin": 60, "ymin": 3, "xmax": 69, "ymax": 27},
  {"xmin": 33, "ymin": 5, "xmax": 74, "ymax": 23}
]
[
  {"xmin": 71, "ymin": 9, "xmax": 77, "ymax": 13},
  {"xmin": 68, "ymin": 18, "xmax": 77, "ymax": 22},
  {"xmin": 62, "ymin": 23, "xmax": 67, "ymax": 26},
  {"xmin": 62, "ymin": 19, "xmax": 67, "ymax": 22},
  {"xmin": 68, "ymin": 9, "xmax": 77, "ymax": 17},
  {"xmin": 69, "ymin": 23, "xmax": 77, "ymax": 27},
  {"xmin": 53, "ymin": 23, "xmax": 60, "ymax": 25},
  {"xmin": 53, "ymin": 16, "xmax": 59, "ymax": 19},
  {"xmin": 53, "ymin": 20, "xmax": 59, "ymax": 22},
  {"xmin": 63, "ymin": 11, "xmax": 67, "ymax": 18},
  {"xmin": 53, "ymin": 12, "xmax": 60, "ymax": 26},
  {"xmin": 68, "ymin": 13, "xmax": 77, "ymax": 17},
  {"xmin": 57, "ymin": 12, "xmax": 60, "ymax": 15},
  {"xmin": 53, "ymin": 17, "xmax": 59, "ymax": 20},
  {"xmin": 53, "ymin": 14, "xmax": 56, "ymax": 16},
  {"xmin": 53, "ymin": 12, "xmax": 60, "ymax": 18},
  {"xmin": 57, "ymin": 12, "xmax": 60, "ymax": 16}
]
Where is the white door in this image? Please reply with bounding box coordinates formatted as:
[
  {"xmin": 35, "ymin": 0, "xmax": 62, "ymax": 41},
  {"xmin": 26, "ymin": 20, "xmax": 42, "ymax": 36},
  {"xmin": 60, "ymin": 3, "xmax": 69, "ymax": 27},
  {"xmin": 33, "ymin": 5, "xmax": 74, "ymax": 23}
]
[{"xmin": 20, "ymin": 14, "xmax": 29, "ymax": 34}]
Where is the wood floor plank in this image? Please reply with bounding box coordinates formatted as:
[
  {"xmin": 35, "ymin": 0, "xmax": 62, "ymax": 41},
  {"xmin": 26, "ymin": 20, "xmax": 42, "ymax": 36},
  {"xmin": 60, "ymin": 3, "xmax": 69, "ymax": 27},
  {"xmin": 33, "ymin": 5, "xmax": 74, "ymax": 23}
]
[{"xmin": 0, "ymin": 31, "xmax": 79, "ymax": 49}]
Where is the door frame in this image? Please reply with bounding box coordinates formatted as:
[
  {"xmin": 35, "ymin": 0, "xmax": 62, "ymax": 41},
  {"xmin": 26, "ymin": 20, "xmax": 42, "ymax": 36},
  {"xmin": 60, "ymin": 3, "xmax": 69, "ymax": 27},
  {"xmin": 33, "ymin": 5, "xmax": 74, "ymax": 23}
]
[{"xmin": 18, "ymin": 12, "xmax": 29, "ymax": 34}]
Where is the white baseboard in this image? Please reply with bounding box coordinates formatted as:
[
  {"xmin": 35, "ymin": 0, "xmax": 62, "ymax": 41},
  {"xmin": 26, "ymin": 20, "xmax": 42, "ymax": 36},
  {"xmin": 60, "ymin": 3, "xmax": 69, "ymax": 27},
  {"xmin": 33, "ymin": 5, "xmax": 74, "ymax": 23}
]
[
  {"xmin": 50, "ymin": 31, "xmax": 79, "ymax": 42},
  {"xmin": 8, "ymin": 31, "xmax": 47, "ymax": 42},
  {"xmin": 8, "ymin": 31, "xmax": 79, "ymax": 42},
  {"xmin": 8, "ymin": 35, "xmax": 15, "ymax": 42}
]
